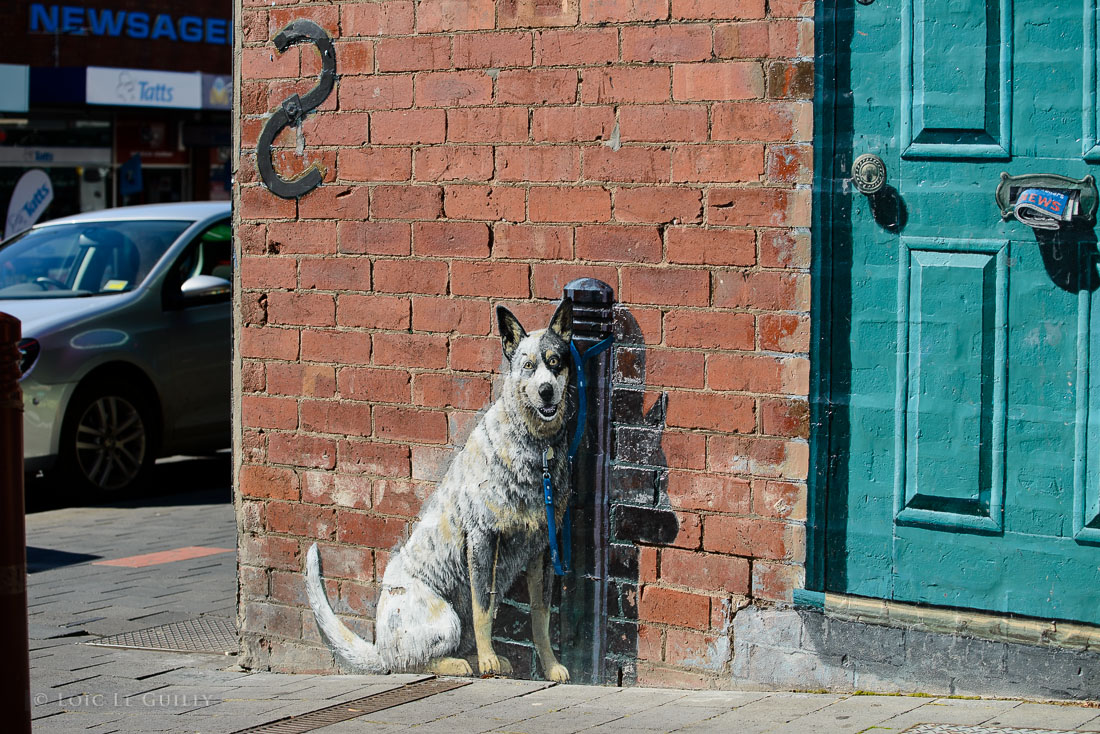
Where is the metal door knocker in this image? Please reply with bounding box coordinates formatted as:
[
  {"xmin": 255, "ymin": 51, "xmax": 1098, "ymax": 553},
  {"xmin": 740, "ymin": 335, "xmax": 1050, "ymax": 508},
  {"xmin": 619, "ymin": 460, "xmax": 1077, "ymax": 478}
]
[{"xmin": 256, "ymin": 19, "xmax": 337, "ymax": 200}]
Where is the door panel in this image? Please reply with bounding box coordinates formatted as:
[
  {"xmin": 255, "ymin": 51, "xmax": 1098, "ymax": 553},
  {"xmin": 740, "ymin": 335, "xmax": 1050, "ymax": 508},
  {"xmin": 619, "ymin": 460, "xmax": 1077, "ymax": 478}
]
[{"xmin": 828, "ymin": 0, "xmax": 1100, "ymax": 625}]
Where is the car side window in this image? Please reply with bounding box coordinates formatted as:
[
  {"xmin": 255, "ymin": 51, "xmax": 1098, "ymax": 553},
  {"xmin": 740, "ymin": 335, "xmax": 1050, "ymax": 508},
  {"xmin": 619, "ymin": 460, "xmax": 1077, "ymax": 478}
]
[{"xmin": 164, "ymin": 220, "xmax": 232, "ymax": 309}]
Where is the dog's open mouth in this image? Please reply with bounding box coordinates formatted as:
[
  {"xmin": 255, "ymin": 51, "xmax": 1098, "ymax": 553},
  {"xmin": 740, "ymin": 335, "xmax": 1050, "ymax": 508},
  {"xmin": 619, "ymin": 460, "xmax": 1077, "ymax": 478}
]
[{"xmin": 536, "ymin": 404, "xmax": 559, "ymax": 420}]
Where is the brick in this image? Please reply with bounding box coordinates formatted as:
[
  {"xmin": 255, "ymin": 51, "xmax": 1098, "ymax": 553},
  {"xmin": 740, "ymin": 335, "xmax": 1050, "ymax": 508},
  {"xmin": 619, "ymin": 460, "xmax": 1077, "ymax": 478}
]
[
  {"xmin": 753, "ymin": 561, "xmax": 804, "ymax": 602},
  {"xmin": 301, "ymin": 329, "xmax": 373, "ymax": 365},
  {"xmin": 267, "ymin": 363, "xmax": 337, "ymax": 398},
  {"xmin": 702, "ymin": 514, "xmax": 801, "ymax": 561},
  {"xmin": 241, "ymin": 46, "xmax": 299, "ymax": 80},
  {"xmin": 375, "ymin": 406, "xmax": 449, "ymax": 443},
  {"xmin": 621, "ymin": 267, "xmax": 708, "ymax": 307},
  {"xmin": 715, "ymin": 20, "xmax": 810, "ymax": 59},
  {"xmin": 672, "ymin": 145, "xmax": 764, "ymax": 184},
  {"xmin": 338, "ymin": 148, "xmax": 412, "ymax": 182},
  {"xmin": 713, "ymin": 101, "xmax": 812, "ymax": 142},
  {"xmin": 338, "ymin": 439, "xmax": 411, "ymax": 476},
  {"xmin": 273, "ymin": 5, "xmax": 338, "ymax": 37},
  {"xmin": 761, "ymin": 397, "xmax": 809, "ymax": 438},
  {"xmin": 768, "ymin": 0, "xmax": 814, "ymax": 17},
  {"xmin": 237, "ymin": 223, "xmax": 266, "ymax": 256},
  {"xmin": 584, "ymin": 146, "xmax": 670, "ymax": 183},
  {"xmin": 297, "ymin": 186, "xmax": 371, "ymax": 221},
  {"xmin": 642, "ymin": 349, "xmax": 704, "ymax": 389},
  {"xmin": 673, "ymin": 62, "xmax": 763, "ymax": 101},
  {"xmin": 267, "ymin": 292, "xmax": 335, "ymax": 327},
  {"xmin": 662, "ymin": 549, "xmax": 750, "ymax": 595},
  {"xmin": 672, "ymin": 0, "xmax": 764, "ymax": 20},
  {"xmin": 377, "ymin": 36, "xmax": 451, "ymax": 72},
  {"xmin": 759, "ymin": 229, "xmax": 811, "ymax": 269},
  {"xmin": 666, "ymin": 390, "xmax": 754, "ymax": 432},
  {"xmin": 615, "ymin": 187, "xmax": 702, "ymax": 224},
  {"xmin": 494, "ymin": 224, "xmax": 573, "ymax": 259},
  {"xmin": 241, "ymin": 257, "xmax": 296, "ymax": 290},
  {"xmin": 417, "ymin": 0, "xmax": 494, "ymax": 31},
  {"xmin": 374, "ymin": 259, "xmax": 448, "ymax": 295},
  {"xmin": 758, "ymin": 312, "xmax": 810, "ymax": 353},
  {"xmin": 372, "ymin": 480, "xmax": 435, "ymax": 518},
  {"xmin": 451, "ymin": 336, "xmax": 502, "ymax": 372},
  {"xmin": 707, "ymin": 353, "xmax": 808, "ymax": 394},
  {"xmin": 302, "ymin": 113, "xmax": 370, "ymax": 146},
  {"xmin": 371, "ymin": 185, "xmax": 443, "ymax": 220},
  {"xmin": 639, "ymin": 586, "xmax": 710, "ymax": 630},
  {"xmin": 664, "ymin": 627, "xmax": 725, "ymax": 669},
  {"xmin": 240, "ymin": 294, "xmax": 265, "ymax": 327},
  {"xmin": 342, "ymin": 1, "xmax": 414, "ymax": 36},
  {"xmin": 661, "ymin": 429, "xmax": 707, "ymax": 470},
  {"xmin": 266, "ymin": 221, "xmax": 338, "ymax": 256},
  {"xmin": 532, "ymin": 106, "xmax": 616, "ymax": 143},
  {"xmin": 753, "ymin": 479, "xmax": 807, "ymax": 521},
  {"xmin": 447, "ymin": 107, "xmax": 529, "ymax": 143},
  {"xmin": 337, "ymin": 294, "xmax": 411, "ymax": 329},
  {"xmin": 239, "ymin": 185, "xmax": 296, "ymax": 221},
  {"xmin": 415, "ymin": 146, "xmax": 494, "ymax": 182},
  {"xmin": 621, "ymin": 24, "xmax": 710, "ymax": 62},
  {"xmin": 373, "ymin": 332, "xmax": 448, "ymax": 368},
  {"xmin": 499, "ymin": 0, "xmax": 579, "ymax": 28},
  {"xmin": 240, "ymin": 464, "xmax": 300, "ymax": 501},
  {"xmin": 767, "ymin": 143, "xmax": 813, "ymax": 185},
  {"xmin": 415, "ymin": 71, "xmax": 493, "ymax": 107},
  {"xmin": 303, "ymin": 543, "xmax": 372, "ymax": 583},
  {"xmin": 667, "ymin": 471, "xmax": 749, "ymax": 513},
  {"xmin": 576, "ymin": 225, "xmax": 662, "ymax": 263},
  {"xmin": 268, "ymin": 433, "xmax": 337, "ymax": 470},
  {"xmin": 452, "ymin": 261, "xmax": 530, "ymax": 297},
  {"xmin": 242, "ymin": 361, "xmax": 265, "ymax": 393},
  {"xmin": 339, "ymin": 221, "xmax": 411, "ymax": 256},
  {"xmin": 767, "ymin": 60, "xmax": 814, "ymax": 99},
  {"xmin": 497, "ymin": 69, "xmax": 578, "ymax": 105},
  {"xmin": 637, "ymin": 623, "xmax": 663, "ymax": 662},
  {"xmin": 241, "ymin": 326, "xmax": 298, "ymax": 360},
  {"xmin": 337, "ymin": 512, "xmax": 407, "ymax": 548},
  {"xmin": 581, "ymin": 0, "xmax": 667, "ymax": 21},
  {"xmin": 667, "ymin": 228, "xmax": 756, "ymax": 267},
  {"xmin": 339, "ymin": 75, "xmax": 414, "ymax": 110},
  {"xmin": 414, "ymin": 220, "xmax": 492, "ymax": 257},
  {"xmin": 665, "ymin": 311, "xmax": 754, "ymax": 350},
  {"xmin": 532, "ymin": 263, "xmax": 619, "ymax": 299},
  {"xmin": 412, "ymin": 296, "xmax": 492, "ymax": 334},
  {"xmin": 414, "ymin": 373, "xmax": 491, "ymax": 410},
  {"xmin": 300, "ymin": 400, "xmax": 372, "ymax": 436},
  {"xmin": 707, "ymin": 434, "xmax": 809, "ymax": 480},
  {"xmin": 619, "ymin": 105, "xmax": 708, "ymax": 143},
  {"xmin": 496, "ymin": 146, "xmax": 579, "ymax": 182},
  {"xmin": 453, "ymin": 32, "xmax": 533, "ymax": 69},
  {"xmin": 371, "ymin": 110, "xmax": 446, "ymax": 145},
  {"xmin": 708, "ymin": 188, "xmax": 811, "ymax": 227},
  {"xmin": 443, "ymin": 185, "xmax": 526, "ymax": 221},
  {"xmin": 581, "ymin": 67, "xmax": 671, "ymax": 104},
  {"xmin": 534, "ymin": 27, "xmax": 617, "ymax": 66},
  {"xmin": 338, "ymin": 367, "xmax": 411, "ymax": 403},
  {"xmin": 333, "ymin": 39, "xmax": 375, "ymax": 75},
  {"xmin": 712, "ymin": 269, "xmax": 810, "ymax": 311},
  {"xmin": 240, "ymin": 534, "xmax": 300, "ymax": 571},
  {"xmin": 300, "ymin": 259, "xmax": 371, "ymax": 292},
  {"xmin": 530, "ymin": 186, "xmax": 611, "ymax": 223}
]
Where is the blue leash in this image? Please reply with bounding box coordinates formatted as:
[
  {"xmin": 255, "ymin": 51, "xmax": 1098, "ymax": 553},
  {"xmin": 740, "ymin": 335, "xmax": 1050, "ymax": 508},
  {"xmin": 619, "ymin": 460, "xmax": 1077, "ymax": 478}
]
[{"xmin": 544, "ymin": 335, "xmax": 614, "ymax": 576}]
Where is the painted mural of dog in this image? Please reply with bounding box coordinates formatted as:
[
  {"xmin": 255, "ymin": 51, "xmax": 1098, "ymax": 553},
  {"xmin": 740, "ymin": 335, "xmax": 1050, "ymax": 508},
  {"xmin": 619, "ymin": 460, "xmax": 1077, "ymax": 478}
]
[{"xmin": 305, "ymin": 298, "xmax": 574, "ymax": 682}]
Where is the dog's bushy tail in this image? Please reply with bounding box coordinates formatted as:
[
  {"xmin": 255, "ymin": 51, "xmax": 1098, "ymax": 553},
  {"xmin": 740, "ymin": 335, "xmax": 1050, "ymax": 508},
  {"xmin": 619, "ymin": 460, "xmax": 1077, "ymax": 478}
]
[{"xmin": 304, "ymin": 543, "xmax": 388, "ymax": 673}]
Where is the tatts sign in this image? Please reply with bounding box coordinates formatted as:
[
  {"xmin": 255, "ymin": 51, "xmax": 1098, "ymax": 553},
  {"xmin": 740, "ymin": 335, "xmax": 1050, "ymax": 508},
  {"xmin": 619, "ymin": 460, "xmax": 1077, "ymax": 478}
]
[{"xmin": 86, "ymin": 67, "xmax": 201, "ymax": 109}]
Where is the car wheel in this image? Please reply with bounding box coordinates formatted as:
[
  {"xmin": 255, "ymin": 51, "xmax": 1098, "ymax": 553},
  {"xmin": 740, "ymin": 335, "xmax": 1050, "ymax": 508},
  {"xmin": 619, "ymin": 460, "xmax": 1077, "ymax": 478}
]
[{"xmin": 60, "ymin": 381, "xmax": 156, "ymax": 495}]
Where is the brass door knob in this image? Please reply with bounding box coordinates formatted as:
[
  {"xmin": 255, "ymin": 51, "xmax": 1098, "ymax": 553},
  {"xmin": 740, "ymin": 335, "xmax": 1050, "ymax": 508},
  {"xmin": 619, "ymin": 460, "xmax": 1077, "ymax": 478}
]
[{"xmin": 852, "ymin": 154, "xmax": 887, "ymax": 195}]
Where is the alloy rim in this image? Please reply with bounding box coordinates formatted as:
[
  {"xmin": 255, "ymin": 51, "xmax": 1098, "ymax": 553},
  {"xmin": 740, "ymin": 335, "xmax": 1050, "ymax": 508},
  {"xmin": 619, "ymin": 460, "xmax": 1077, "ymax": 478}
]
[{"xmin": 74, "ymin": 395, "xmax": 146, "ymax": 491}]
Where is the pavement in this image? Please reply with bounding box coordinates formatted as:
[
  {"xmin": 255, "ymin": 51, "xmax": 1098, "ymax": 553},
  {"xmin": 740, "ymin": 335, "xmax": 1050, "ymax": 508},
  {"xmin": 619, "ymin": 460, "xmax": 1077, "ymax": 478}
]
[{"xmin": 23, "ymin": 457, "xmax": 1100, "ymax": 734}]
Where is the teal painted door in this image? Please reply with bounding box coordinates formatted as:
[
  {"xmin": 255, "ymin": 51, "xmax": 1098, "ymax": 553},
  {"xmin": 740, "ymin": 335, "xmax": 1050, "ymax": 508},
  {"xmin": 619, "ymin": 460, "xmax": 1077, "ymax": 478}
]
[{"xmin": 827, "ymin": 0, "xmax": 1100, "ymax": 624}]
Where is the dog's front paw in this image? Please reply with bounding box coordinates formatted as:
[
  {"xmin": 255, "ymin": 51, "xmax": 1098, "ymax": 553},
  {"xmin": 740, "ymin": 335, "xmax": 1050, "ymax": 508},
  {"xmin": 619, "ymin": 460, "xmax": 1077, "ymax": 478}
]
[
  {"xmin": 478, "ymin": 652, "xmax": 512, "ymax": 675},
  {"xmin": 545, "ymin": 663, "xmax": 570, "ymax": 683}
]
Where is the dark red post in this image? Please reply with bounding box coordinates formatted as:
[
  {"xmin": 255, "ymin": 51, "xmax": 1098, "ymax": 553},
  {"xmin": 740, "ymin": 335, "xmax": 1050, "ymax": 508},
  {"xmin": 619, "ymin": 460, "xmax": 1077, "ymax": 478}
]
[{"xmin": 0, "ymin": 312, "xmax": 30, "ymax": 733}]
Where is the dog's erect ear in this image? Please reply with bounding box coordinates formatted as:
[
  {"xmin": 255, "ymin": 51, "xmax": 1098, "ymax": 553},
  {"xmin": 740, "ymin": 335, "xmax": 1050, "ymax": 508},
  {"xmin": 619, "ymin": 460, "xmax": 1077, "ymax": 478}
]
[
  {"xmin": 496, "ymin": 306, "xmax": 527, "ymax": 362},
  {"xmin": 548, "ymin": 297, "xmax": 573, "ymax": 343}
]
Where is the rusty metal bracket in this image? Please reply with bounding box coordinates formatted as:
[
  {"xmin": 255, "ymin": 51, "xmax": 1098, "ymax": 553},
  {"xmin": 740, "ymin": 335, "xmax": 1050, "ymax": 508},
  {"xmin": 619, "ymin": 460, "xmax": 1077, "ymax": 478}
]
[{"xmin": 256, "ymin": 19, "xmax": 337, "ymax": 200}]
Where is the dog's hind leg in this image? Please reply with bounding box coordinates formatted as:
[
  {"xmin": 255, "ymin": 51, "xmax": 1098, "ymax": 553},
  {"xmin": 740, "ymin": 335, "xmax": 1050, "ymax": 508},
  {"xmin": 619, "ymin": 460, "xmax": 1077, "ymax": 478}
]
[
  {"xmin": 376, "ymin": 569, "xmax": 469, "ymax": 674},
  {"xmin": 527, "ymin": 552, "xmax": 569, "ymax": 683}
]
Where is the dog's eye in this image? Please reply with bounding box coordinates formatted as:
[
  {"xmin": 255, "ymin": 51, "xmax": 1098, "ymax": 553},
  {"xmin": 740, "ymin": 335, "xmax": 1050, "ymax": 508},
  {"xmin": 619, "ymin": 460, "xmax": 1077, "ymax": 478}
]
[
  {"xmin": 547, "ymin": 356, "xmax": 559, "ymax": 367},
  {"xmin": 523, "ymin": 360, "xmax": 535, "ymax": 370}
]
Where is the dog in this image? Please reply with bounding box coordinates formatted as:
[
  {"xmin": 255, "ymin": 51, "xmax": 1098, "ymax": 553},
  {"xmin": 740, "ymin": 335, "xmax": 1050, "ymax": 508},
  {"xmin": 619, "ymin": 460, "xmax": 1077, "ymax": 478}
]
[{"xmin": 305, "ymin": 298, "xmax": 574, "ymax": 683}]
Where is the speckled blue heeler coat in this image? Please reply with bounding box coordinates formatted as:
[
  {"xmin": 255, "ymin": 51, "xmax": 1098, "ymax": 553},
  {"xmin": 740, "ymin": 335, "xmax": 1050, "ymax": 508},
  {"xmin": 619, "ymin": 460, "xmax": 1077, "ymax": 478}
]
[{"xmin": 306, "ymin": 298, "xmax": 575, "ymax": 682}]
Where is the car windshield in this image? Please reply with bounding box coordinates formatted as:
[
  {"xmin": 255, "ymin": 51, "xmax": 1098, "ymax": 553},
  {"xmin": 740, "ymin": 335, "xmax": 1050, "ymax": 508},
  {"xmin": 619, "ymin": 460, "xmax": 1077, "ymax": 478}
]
[{"xmin": 0, "ymin": 220, "xmax": 191, "ymax": 299}]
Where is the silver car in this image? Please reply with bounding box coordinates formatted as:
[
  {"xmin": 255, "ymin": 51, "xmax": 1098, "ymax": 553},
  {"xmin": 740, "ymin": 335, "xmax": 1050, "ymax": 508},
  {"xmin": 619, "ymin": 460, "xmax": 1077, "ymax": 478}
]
[{"xmin": 0, "ymin": 201, "xmax": 233, "ymax": 494}]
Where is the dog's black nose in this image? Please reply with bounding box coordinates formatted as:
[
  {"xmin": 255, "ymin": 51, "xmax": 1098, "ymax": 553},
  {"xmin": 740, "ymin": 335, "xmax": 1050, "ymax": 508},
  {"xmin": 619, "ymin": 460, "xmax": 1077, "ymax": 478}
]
[{"xmin": 538, "ymin": 383, "xmax": 554, "ymax": 402}]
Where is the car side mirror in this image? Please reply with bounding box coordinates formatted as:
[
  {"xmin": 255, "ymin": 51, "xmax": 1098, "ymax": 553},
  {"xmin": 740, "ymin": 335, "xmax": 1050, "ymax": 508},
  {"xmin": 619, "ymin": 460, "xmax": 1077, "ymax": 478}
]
[{"xmin": 181, "ymin": 274, "xmax": 231, "ymax": 300}]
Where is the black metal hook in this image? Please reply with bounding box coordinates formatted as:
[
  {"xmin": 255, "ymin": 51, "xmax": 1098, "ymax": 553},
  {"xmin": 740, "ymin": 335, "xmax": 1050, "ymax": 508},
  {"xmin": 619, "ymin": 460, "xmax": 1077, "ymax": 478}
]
[{"xmin": 256, "ymin": 19, "xmax": 337, "ymax": 200}]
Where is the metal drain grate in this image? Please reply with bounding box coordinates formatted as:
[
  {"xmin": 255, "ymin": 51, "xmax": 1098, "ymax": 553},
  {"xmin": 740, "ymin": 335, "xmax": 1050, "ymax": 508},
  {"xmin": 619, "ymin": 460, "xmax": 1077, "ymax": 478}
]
[
  {"xmin": 905, "ymin": 726, "xmax": 1079, "ymax": 734},
  {"xmin": 231, "ymin": 677, "xmax": 471, "ymax": 734},
  {"xmin": 85, "ymin": 616, "xmax": 238, "ymax": 655}
]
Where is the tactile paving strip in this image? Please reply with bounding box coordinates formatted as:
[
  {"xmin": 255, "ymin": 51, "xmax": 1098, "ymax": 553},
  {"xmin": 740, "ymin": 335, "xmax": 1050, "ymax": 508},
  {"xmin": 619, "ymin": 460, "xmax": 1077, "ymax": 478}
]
[
  {"xmin": 905, "ymin": 725, "xmax": 1078, "ymax": 734},
  {"xmin": 231, "ymin": 677, "xmax": 472, "ymax": 734},
  {"xmin": 85, "ymin": 616, "xmax": 238, "ymax": 655}
]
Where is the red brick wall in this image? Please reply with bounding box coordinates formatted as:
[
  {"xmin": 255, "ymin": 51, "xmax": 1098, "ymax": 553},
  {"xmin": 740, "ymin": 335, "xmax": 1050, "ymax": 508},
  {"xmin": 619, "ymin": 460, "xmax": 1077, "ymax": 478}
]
[{"xmin": 234, "ymin": 0, "xmax": 813, "ymax": 684}]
